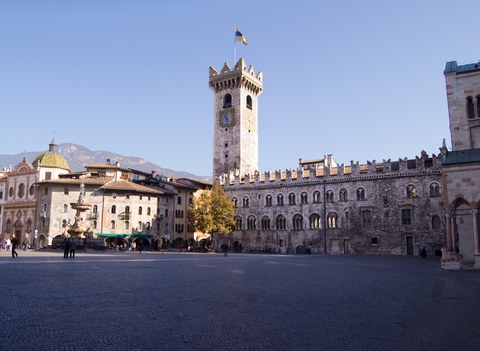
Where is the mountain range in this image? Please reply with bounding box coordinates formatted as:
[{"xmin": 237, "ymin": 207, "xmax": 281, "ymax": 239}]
[{"xmin": 0, "ymin": 143, "xmax": 208, "ymax": 181}]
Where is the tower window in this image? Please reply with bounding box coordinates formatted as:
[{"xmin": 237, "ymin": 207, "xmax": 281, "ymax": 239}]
[
  {"xmin": 223, "ymin": 94, "xmax": 232, "ymax": 108},
  {"xmin": 466, "ymin": 96, "xmax": 475, "ymax": 119},
  {"xmin": 246, "ymin": 95, "xmax": 253, "ymax": 110}
]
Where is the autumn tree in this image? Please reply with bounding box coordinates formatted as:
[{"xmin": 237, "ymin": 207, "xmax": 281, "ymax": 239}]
[{"xmin": 188, "ymin": 180, "xmax": 236, "ymax": 240}]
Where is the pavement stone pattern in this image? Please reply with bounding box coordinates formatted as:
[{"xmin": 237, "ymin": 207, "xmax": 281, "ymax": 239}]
[{"xmin": 0, "ymin": 249, "xmax": 479, "ymax": 351}]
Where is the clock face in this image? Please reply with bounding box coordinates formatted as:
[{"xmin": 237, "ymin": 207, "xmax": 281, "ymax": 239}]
[
  {"xmin": 244, "ymin": 113, "xmax": 256, "ymax": 131},
  {"xmin": 220, "ymin": 110, "xmax": 234, "ymax": 127}
]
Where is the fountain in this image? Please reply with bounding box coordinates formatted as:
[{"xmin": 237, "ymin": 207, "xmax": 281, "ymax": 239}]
[{"xmin": 68, "ymin": 183, "xmax": 92, "ymax": 238}]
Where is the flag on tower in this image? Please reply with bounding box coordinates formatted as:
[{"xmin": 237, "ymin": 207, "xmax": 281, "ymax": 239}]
[{"xmin": 235, "ymin": 27, "xmax": 248, "ymax": 46}]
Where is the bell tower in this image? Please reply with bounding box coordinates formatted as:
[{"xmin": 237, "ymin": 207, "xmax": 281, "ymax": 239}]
[{"xmin": 209, "ymin": 58, "xmax": 263, "ymax": 178}]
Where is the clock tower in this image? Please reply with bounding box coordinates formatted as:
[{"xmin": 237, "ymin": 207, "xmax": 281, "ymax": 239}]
[{"xmin": 209, "ymin": 58, "xmax": 263, "ymax": 178}]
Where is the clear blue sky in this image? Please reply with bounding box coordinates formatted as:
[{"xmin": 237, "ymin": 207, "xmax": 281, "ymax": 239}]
[{"xmin": 1, "ymin": 0, "xmax": 478, "ymax": 176}]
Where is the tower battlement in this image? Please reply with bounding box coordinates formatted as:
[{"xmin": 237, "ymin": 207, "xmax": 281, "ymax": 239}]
[
  {"xmin": 218, "ymin": 151, "xmax": 442, "ymax": 187},
  {"xmin": 209, "ymin": 58, "xmax": 263, "ymax": 95}
]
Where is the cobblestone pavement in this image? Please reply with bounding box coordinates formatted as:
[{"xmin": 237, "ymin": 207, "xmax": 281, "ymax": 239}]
[{"xmin": 0, "ymin": 250, "xmax": 479, "ymax": 351}]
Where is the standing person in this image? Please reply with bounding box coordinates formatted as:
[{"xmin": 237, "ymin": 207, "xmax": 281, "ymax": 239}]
[
  {"xmin": 11, "ymin": 237, "xmax": 18, "ymax": 258},
  {"xmin": 6, "ymin": 238, "xmax": 11, "ymax": 251},
  {"xmin": 64, "ymin": 238, "xmax": 70, "ymax": 259},
  {"xmin": 421, "ymin": 246, "xmax": 427, "ymax": 259},
  {"xmin": 69, "ymin": 238, "xmax": 76, "ymax": 259}
]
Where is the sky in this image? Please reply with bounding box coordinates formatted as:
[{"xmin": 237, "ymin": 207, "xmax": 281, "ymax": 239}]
[{"xmin": 1, "ymin": 0, "xmax": 479, "ymax": 177}]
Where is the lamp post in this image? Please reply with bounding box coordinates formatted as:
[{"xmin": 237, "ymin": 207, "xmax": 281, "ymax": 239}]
[{"xmin": 323, "ymin": 180, "xmax": 327, "ymax": 254}]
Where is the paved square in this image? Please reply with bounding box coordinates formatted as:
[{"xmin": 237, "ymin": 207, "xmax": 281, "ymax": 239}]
[{"xmin": 0, "ymin": 250, "xmax": 479, "ymax": 350}]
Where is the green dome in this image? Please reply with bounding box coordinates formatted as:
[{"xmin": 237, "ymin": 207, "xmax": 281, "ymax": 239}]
[{"xmin": 32, "ymin": 140, "xmax": 70, "ymax": 171}]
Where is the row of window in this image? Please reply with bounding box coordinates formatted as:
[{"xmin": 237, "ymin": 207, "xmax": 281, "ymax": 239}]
[
  {"xmin": 234, "ymin": 210, "xmax": 442, "ymax": 231},
  {"xmin": 466, "ymin": 95, "xmax": 480, "ymax": 119},
  {"xmin": 64, "ymin": 219, "xmax": 154, "ymax": 231},
  {"xmin": 234, "ymin": 183, "xmax": 441, "ymax": 208},
  {"xmin": 223, "ymin": 93, "xmax": 253, "ymax": 110},
  {"xmin": 6, "ymin": 184, "xmax": 36, "ymax": 199}
]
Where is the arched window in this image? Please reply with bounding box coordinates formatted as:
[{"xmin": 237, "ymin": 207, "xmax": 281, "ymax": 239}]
[
  {"xmin": 6, "ymin": 219, "xmax": 11, "ymax": 233},
  {"xmin": 138, "ymin": 221, "xmax": 143, "ymax": 231},
  {"xmin": 288, "ymin": 193, "xmax": 296, "ymax": 205},
  {"xmin": 235, "ymin": 216, "xmax": 242, "ymax": 230},
  {"xmin": 309, "ymin": 213, "xmax": 321, "ymax": 229},
  {"xmin": 18, "ymin": 183, "xmax": 25, "ymax": 198},
  {"xmin": 313, "ymin": 191, "xmax": 321, "ymax": 203},
  {"xmin": 265, "ymin": 195, "xmax": 272, "ymax": 206},
  {"xmin": 261, "ymin": 216, "xmax": 271, "ymax": 230},
  {"xmin": 293, "ymin": 214, "xmax": 303, "ymax": 230},
  {"xmin": 110, "ymin": 220, "xmax": 116, "ymax": 229},
  {"xmin": 276, "ymin": 214, "xmax": 286, "ymax": 230},
  {"xmin": 243, "ymin": 196, "xmax": 249, "ymax": 208},
  {"xmin": 26, "ymin": 219, "xmax": 32, "ymax": 233},
  {"xmin": 232, "ymin": 197, "xmax": 238, "ymax": 207},
  {"xmin": 111, "ymin": 205, "xmax": 116, "ymax": 214},
  {"xmin": 93, "ymin": 220, "xmax": 97, "ymax": 229},
  {"xmin": 406, "ymin": 185, "xmax": 417, "ymax": 198},
  {"xmin": 429, "ymin": 183, "xmax": 440, "ymax": 197},
  {"xmin": 147, "ymin": 207, "xmax": 151, "ymax": 216},
  {"xmin": 247, "ymin": 216, "xmax": 256, "ymax": 230},
  {"xmin": 277, "ymin": 194, "xmax": 284, "ymax": 206},
  {"xmin": 146, "ymin": 222, "xmax": 151, "ymax": 230},
  {"xmin": 356, "ymin": 187, "xmax": 366, "ymax": 201},
  {"xmin": 63, "ymin": 204, "xmax": 68, "ymax": 213},
  {"xmin": 467, "ymin": 96, "xmax": 475, "ymax": 119},
  {"xmin": 477, "ymin": 95, "xmax": 480, "ymax": 118},
  {"xmin": 326, "ymin": 190, "xmax": 334, "ymax": 203},
  {"xmin": 345, "ymin": 210, "xmax": 350, "ymax": 228},
  {"xmin": 93, "ymin": 205, "xmax": 98, "ymax": 213},
  {"xmin": 125, "ymin": 221, "xmax": 130, "ymax": 230},
  {"xmin": 327, "ymin": 212, "xmax": 338, "ymax": 228},
  {"xmin": 246, "ymin": 95, "xmax": 252, "ymax": 110},
  {"xmin": 223, "ymin": 94, "xmax": 232, "ymax": 108},
  {"xmin": 339, "ymin": 189, "xmax": 347, "ymax": 202},
  {"xmin": 62, "ymin": 219, "xmax": 67, "ymax": 228},
  {"xmin": 432, "ymin": 215, "xmax": 441, "ymax": 230},
  {"xmin": 138, "ymin": 207, "xmax": 143, "ymax": 215},
  {"xmin": 301, "ymin": 192, "xmax": 308, "ymax": 204}
]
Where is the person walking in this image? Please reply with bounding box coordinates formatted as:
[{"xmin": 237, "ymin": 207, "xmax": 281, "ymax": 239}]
[
  {"xmin": 11, "ymin": 237, "xmax": 18, "ymax": 258},
  {"xmin": 69, "ymin": 238, "xmax": 76, "ymax": 259},
  {"xmin": 64, "ymin": 238, "xmax": 70, "ymax": 259},
  {"xmin": 421, "ymin": 246, "xmax": 427, "ymax": 259}
]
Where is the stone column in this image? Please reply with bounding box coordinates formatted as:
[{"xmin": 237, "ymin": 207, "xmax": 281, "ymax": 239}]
[
  {"xmin": 450, "ymin": 214, "xmax": 457, "ymax": 253},
  {"xmin": 473, "ymin": 209, "xmax": 480, "ymax": 255},
  {"xmin": 445, "ymin": 213, "xmax": 453, "ymax": 253}
]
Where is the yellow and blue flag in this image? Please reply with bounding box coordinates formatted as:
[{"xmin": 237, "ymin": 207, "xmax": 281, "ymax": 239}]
[{"xmin": 235, "ymin": 28, "xmax": 248, "ymax": 46}]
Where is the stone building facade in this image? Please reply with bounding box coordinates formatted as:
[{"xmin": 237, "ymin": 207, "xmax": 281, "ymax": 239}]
[
  {"xmin": 1, "ymin": 140, "xmax": 70, "ymax": 247},
  {"xmin": 212, "ymin": 58, "xmax": 446, "ymax": 256},
  {"xmin": 441, "ymin": 60, "xmax": 480, "ymax": 269},
  {"xmin": 221, "ymin": 154, "xmax": 445, "ymax": 255}
]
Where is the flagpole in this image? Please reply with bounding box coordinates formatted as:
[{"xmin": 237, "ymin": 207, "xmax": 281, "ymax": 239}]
[{"xmin": 234, "ymin": 26, "xmax": 237, "ymax": 65}]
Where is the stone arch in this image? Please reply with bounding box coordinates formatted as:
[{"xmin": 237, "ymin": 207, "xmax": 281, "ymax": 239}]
[{"xmin": 452, "ymin": 197, "xmax": 474, "ymax": 262}]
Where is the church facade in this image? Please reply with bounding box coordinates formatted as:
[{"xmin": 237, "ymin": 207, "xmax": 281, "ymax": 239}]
[{"xmin": 212, "ymin": 59, "xmax": 446, "ymax": 256}]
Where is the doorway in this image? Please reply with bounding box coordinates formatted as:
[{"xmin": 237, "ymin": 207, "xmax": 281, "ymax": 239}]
[{"xmin": 406, "ymin": 235, "xmax": 414, "ymax": 255}]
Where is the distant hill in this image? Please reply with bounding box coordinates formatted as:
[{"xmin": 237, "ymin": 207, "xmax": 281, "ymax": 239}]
[{"xmin": 0, "ymin": 143, "xmax": 209, "ymax": 181}]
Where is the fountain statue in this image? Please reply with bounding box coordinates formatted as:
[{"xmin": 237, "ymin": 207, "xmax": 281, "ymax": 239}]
[{"xmin": 67, "ymin": 183, "xmax": 92, "ymax": 238}]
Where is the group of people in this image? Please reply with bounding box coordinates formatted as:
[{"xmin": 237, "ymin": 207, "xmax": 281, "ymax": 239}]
[
  {"xmin": 63, "ymin": 238, "xmax": 76, "ymax": 259},
  {"xmin": 2, "ymin": 238, "xmax": 19, "ymax": 258}
]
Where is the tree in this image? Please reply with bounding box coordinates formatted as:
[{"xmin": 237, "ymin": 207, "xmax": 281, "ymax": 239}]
[{"xmin": 188, "ymin": 180, "xmax": 236, "ymax": 240}]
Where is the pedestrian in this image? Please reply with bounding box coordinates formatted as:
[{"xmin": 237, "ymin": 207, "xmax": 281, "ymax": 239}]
[
  {"xmin": 64, "ymin": 238, "xmax": 70, "ymax": 259},
  {"xmin": 139, "ymin": 242, "xmax": 143, "ymax": 254},
  {"xmin": 11, "ymin": 237, "xmax": 18, "ymax": 258},
  {"xmin": 69, "ymin": 238, "xmax": 76, "ymax": 259},
  {"xmin": 223, "ymin": 244, "xmax": 228, "ymax": 257},
  {"xmin": 6, "ymin": 238, "xmax": 11, "ymax": 251},
  {"xmin": 421, "ymin": 246, "xmax": 427, "ymax": 259}
]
